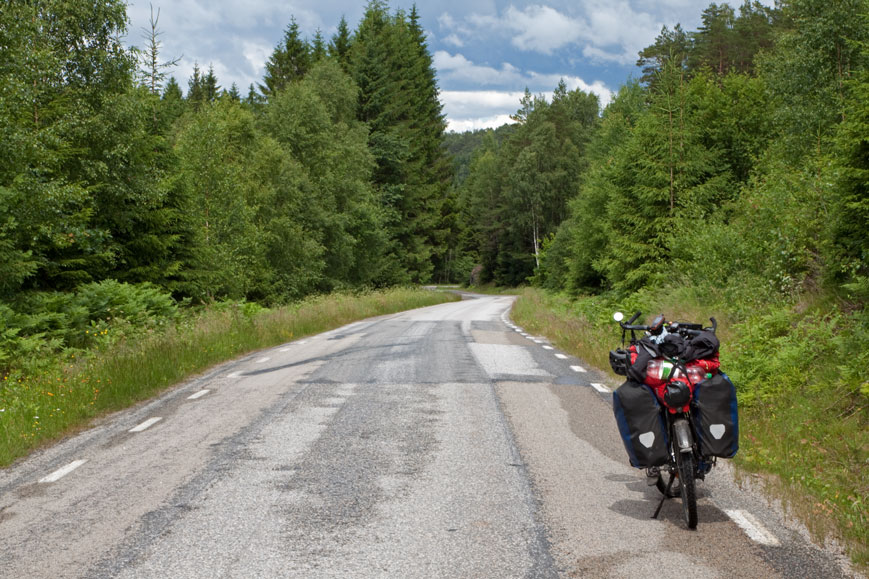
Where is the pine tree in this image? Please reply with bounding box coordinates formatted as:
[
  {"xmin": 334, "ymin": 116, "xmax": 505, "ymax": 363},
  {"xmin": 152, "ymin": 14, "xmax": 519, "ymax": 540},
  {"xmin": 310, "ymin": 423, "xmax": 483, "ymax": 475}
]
[
  {"xmin": 161, "ymin": 76, "xmax": 185, "ymax": 120},
  {"xmin": 260, "ymin": 18, "xmax": 312, "ymax": 98},
  {"xmin": 637, "ymin": 24, "xmax": 691, "ymax": 86},
  {"xmin": 226, "ymin": 82, "xmax": 241, "ymax": 102},
  {"xmin": 690, "ymin": 3, "xmax": 736, "ymax": 76},
  {"xmin": 187, "ymin": 63, "xmax": 205, "ymax": 109},
  {"xmin": 328, "ymin": 16, "xmax": 353, "ymax": 71},
  {"xmin": 312, "ymin": 29, "xmax": 327, "ymax": 62},
  {"xmin": 138, "ymin": 4, "xmax": 180, "ymax": 94},
  {"xmin": 349, "ymin": 2, "xmax": 451, "ymax": 283},
  {"xmin": 203, "ymin": 64, "xmax": 220, "ymax": 103}
]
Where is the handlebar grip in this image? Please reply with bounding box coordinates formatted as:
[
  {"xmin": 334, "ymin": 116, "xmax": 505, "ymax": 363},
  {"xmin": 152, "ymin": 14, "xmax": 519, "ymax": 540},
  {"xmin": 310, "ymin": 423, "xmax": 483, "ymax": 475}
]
[
  {"xmin": 626, "ymin": 311, "xmax": 642, "ymax": 325},
  {"xmin": 709, "ymin": 317, "xmax": 717, "ymax": 334}
]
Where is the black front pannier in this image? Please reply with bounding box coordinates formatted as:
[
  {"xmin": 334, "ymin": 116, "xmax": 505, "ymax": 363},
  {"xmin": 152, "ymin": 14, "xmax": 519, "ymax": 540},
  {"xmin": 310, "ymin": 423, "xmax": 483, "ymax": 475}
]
[
  {"xmin": 612, "ymin": 381, "xmax": 669, "ymax": 468},
  {"xmin": 692, "ymin": 372, "xmax": 739, "ymax": 458}
]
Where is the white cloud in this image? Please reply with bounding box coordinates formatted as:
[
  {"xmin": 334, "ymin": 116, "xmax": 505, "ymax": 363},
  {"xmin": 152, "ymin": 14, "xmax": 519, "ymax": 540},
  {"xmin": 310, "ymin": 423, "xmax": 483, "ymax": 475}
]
[
  {"xmin": 434, "ymin": 51, "xmax": 612, "ymax": 104},
  {"xmin": 527, "ymin": 73, "xmax": 613, "ymax": 106},
  {"xmin": 454, "ymin": 2, "xmax": 663, "ymax": 65},
  {"xmin": 447, "ymin": 115, "xmax": 517, "ymax": 132},
  {"xmin": 242, "ymin": 40, "xmax": 273, "ymax": 76},
  {"xmin": 434, "ymin": 51, "xmax": 526, "ymax": 86},
  {"xmin": 440, "ymin": 73, "xmax": 613, "ymax": 133},
  {"xmin": 441, "ymin": 90, "xmax": 524, "ymax": 131},
  {"xmin": 438, "ymin": 13, "xmax": 457, "ymax": 29},
  {"xmin": 443, "ymin": 34, "xmax": 465, "ymax": 47},
  {"xmin": 503, "ymin": 5, "xmax": 584, "ymax": 54}
]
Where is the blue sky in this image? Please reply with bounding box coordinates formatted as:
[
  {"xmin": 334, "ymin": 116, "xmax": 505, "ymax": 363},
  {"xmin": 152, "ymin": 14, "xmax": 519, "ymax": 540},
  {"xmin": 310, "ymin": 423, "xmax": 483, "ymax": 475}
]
[{"xmin": 124, "ymin": 1, "xmax": 773, "ymax": 132}]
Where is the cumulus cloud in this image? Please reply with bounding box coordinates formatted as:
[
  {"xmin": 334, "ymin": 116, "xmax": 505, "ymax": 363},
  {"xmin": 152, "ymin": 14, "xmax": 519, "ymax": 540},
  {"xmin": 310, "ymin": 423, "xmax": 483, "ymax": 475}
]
[
  {"xmin": 457, "ymin": 2, "xmax": 662, "ymax": 65},
  {"xmin": 503, "ymin": 5, "xmax": 585, "ymax": 54},
  {"xmin": 440, "ymin": 90, "xmax": 523, "ymax": 131},
  {"xmin": 438, "ymin": 54, "xmax": 614, "ymax": 132},
  {"xmin": 443, "ymin": 34, "xmax": 465, "ymax": 47},
  {"xmin": 434, "ymin": 51, "xmax": 526, "ymax": 86}
]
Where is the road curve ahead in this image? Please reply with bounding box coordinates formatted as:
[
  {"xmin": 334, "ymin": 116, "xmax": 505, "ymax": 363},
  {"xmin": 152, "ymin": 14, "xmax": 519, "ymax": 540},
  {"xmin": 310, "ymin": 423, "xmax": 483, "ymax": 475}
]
[{"xmin": 0, "ymin": 294, "xmax": 855, "ymax": 578}]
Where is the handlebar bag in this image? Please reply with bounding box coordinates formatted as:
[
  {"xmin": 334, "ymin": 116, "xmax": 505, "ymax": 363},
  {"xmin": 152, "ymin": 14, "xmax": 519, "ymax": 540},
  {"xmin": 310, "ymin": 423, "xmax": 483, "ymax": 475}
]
[
  {"xmin": 691, "ymin": 372, "xmax": 739, "ymax": 458},
  {"xmin": 613, "ymin": 381, "xmax": 669, "ymax": 468}
]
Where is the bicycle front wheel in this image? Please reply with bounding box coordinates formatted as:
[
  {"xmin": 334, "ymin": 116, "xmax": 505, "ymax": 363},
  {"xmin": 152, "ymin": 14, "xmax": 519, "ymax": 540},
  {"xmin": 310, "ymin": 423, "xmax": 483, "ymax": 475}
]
[{"xmin": 676, "ymin": 451, "xmax": 698, "ymax": 529}]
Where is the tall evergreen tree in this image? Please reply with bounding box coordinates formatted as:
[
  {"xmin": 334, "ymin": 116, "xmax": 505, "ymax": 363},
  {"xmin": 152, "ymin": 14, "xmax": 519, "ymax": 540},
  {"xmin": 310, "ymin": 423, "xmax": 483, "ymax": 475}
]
[
  {"xmin": 637, "ymin": 24, "xmax": 692, "ymax": 85},
  {"xmin": 203, "ymin": 64, "xmax": 220, "ymax": 103},
  {"xmin": 137, "ymin": 4, "xmax": 180, "ymax": 94},
  {"xmin": 161, "ymin": 76, "xmax": 186, "ymax": 121},
  {"xmin": 690, "ymin": 3, "xmax": 737, "ymax": 76},
  {"xmin": 311, "ymin": 29, "xmax": 327, "ymax": 62},
  {"xmin": 349, "ymin": 2, "xmax": 451, "ymax": 283},
  {"xmin": 260, "ymin": 18, "xmax": 311, "ymax": 98},
  {"xmin": 187, "ymin": 63, "xmax": 205, "ymax": 109},
  {"xmin": 328, "ymin": 16, "xmax": 353, "ymax": 71}
]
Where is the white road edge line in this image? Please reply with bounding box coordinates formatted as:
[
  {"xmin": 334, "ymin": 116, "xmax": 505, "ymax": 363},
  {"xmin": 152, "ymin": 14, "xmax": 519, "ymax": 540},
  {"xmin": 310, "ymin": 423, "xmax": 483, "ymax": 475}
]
[
  {"xmin": 570, "ymin": 365, "xmax": 587, "ymax": 373},
  {"xmin": 591, "ymin": 383, "xmax": 610, "ymax": 393},
  {"xmin": 725, "ymin": 509, "xmax": 780, "ymax": 546},
  {"xmin": 39, "ymin": 460, "xmax": 87, "ymax": 484},
  {"xmin": 129, "ymin": 417, "xmax": 162, "ymax": 433},
  {"xmin": 555, "ymin": 354, "xmax": 568, "ymax": 360},
  {"xmin": 187, "ymin": 390, "xmax": 210, "ymax": 400}
]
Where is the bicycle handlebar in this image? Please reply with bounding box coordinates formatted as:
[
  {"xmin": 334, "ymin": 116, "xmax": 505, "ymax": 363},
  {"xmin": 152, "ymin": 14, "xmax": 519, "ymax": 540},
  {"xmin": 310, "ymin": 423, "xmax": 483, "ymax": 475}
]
[
  {"xmin": 618, "ymin": 312, "xmax": 718, "ymax": 336},
  {"xmin": 619, "ymin": 311, "xmax": 648, "ymax": 331}
]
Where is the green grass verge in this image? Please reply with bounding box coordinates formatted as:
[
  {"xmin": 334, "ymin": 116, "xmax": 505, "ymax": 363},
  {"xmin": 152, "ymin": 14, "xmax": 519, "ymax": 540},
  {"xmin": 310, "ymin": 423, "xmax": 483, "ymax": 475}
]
[
  {"xmin": 0, "ymin": 288, "xmax": 458, "ymax": 467},
  {"xmin": 510, "ymin": 287, "xmax": 868, "ymax": 569}
]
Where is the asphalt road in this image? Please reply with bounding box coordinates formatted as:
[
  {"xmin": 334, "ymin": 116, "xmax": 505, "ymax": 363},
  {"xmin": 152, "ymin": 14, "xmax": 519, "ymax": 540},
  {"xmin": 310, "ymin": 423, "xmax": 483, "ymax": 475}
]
[{"xmin": 0, "ymin": 294, "xmax": 859, "ymax": 578}]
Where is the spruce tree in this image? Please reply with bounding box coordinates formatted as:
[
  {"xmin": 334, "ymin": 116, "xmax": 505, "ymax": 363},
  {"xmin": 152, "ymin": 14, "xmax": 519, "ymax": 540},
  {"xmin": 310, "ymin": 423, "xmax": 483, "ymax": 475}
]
[
  {"xmin": 328, "ymin": 16, "xmax": 353, "ymax": 71},
  {"xmin": 203, "ymin": 64, "xmax": 220, "ymax": 103},
  {"xmin": 637, "ymin": 24, "xmax": 691, "ymax": 86},
  {"xmin": 260, "ymin": 18, "xmax": 312, "ymax": 98},
  {"xmin": 312, "ymin": 29, "xmax": 327, "ymax": 62},
  {"xmin": 138, "ymin": 4, "xmax": 180, "ymax": 94},
  {"xmin": 349, "ymin": 2, "xmax": 451, "ymax": 283},
  {"xmin": 187, "ymin": 63, "xmax": 205, "ymax": 109}
]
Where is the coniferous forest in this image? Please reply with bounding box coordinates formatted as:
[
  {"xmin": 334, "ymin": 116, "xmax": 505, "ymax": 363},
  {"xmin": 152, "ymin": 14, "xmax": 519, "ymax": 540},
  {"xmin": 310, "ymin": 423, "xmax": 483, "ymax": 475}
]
[
  {"xmin": 1, "ymin": 1, "xmax": 452, "ymax": 362},
  {"xmin": 1, "ymin": 0, "xmax": 867, "ymax": 562}
]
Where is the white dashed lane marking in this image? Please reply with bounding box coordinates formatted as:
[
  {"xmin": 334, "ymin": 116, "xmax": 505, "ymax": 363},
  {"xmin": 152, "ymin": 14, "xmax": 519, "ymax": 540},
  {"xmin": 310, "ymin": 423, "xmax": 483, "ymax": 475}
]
[
  {"xmin": 542, "ymin": 346, "xmax": 554, "ymax": 350},
  {"xmin": 555, "ymin": 354, "xmax": 568, "ymax": 360},
  {"xmin": 570, "ymin": 365, "xmax": 586, "ymax": 373},
  {"xmin": 227, "ymin": 371, "xmax": 243, "ymax": 378},
  {"xmin": 725, "ymin": 510, "xmax": 780, "ymax": 546},
  {"xmin": 591, "ymin": 383, "xmax": 610, "ymax": 393},
  {"xmin": 254, "ymin": 357, "xmax": 270, "ymax": 364},
  {"xmin": 187, "ymin": 390, "xmax": 210, "ymax": 400},
  {"xmin": 39, "ymin": 460, "xmax": 87, "ymax": 484},
  {"xmin": 129, "ymin": 417, "xmax": 162, "ymax": 433}
]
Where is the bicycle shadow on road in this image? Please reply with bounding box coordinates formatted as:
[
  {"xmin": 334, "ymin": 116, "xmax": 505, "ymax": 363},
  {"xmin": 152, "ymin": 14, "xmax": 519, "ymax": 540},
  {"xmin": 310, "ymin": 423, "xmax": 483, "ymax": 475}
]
[{"xmin": 605, "ymin": 472, "xmax": 731, "ymax": 526}]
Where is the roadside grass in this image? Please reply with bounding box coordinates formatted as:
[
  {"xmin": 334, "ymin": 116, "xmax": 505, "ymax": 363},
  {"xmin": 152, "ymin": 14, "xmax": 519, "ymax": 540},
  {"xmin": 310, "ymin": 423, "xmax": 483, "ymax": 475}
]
[
  {"xmin": 0, "ymin": 288, "xmax": 458, "ymax": 467},
  {"xmin": 510, "ymin": 287, "xmax": 868, "ymax": 569}
]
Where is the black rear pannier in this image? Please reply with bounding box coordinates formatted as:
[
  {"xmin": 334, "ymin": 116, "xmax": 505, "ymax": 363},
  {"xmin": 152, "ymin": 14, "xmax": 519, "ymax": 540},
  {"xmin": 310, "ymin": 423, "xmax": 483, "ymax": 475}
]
[
  {"xmin": 612, "ymin": 381, "xmax": 669, "ymax": 468},
  {"xmin": 692, "ymin": 372, "xmax": 739, "ymax": 458}
]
